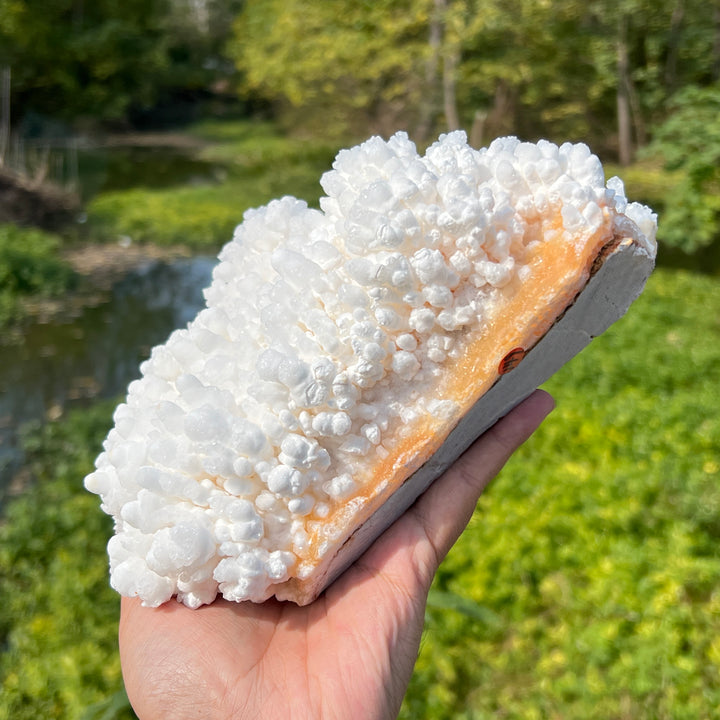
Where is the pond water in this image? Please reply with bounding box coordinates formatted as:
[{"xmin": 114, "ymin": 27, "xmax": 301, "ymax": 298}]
[
  {"xmin": 0, "ymin": 255, "xmax": 216, "ymax": 506},
  {"xmin": 12, "ymin": 135, "xmax": 226, "ymax": 202},
  {"xmin": 77, "ymin": 144, "xmax": 225, "ymax": 201}
]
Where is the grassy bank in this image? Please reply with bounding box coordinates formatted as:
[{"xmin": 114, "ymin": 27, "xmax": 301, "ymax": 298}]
[
  {"xmin": 1, "ymin": 267, "xmax": 719, "ymax": 718},
  {"xmin": 85, "ymin": 119, "xmax": 343, "ymax": 249},
  {"xmin": 405, "ymin": 267, "xmax": 720, "ymax": 719},
  {"xmin": 0, "ymin": 224, "xmax": 78, "ymax": 330},
  {"xmin": 1, "ymin": 119, "xmax": 715, "ymax": 335},
  {"xmin": 0, "ymin": 400, "xmax": 131, "ymax": 720},
  {"xmin": 0, "ymin": 120, "xmax": 343, "ymax": 332}
]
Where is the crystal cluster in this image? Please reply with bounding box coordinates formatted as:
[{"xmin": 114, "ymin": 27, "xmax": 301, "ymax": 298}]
[{"xmin": 84, "ymin": 131, "xmax": 656, "ymax": 607}]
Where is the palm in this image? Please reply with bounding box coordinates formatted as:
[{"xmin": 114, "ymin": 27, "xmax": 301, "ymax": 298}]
[{"xmin": 120, "ymin": 390, "xmax": 553, "ymax": 720}]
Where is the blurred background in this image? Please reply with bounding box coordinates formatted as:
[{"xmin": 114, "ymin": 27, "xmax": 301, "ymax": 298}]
[{"xmin": 1, "ymin": 1, "xmax": 719, "ymax": 718}]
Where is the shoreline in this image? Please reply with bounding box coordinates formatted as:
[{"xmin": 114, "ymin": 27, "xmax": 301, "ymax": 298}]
[
  {"xmin": 62, "ymin": 240, "xmax": 193, "ymax": 287},
  {"xmin": 14, "ymin": 241, "xmax": 196, "ymax": 327}
]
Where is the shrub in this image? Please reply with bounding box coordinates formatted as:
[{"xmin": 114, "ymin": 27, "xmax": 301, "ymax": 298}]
[
  {"xmin": 0, "ymin": 400, "xmax": 134, "ymax": 720},
  {"xmin": 403, "ymin": 268, "xmax": 720, "ymax": 719},
  {"xmin": 86, "ymin": 186, "xmax": 242, "ymax": 249},
  {"xmin": 2, "ymin": 268, "xmax": 719, "ymax": 719},
  {"xmin": 0, "ymin": 224, "xmax": 77, "ymax": 328},
  {"xmin": 86, "ymin": 120, "xmax": 340, "ymax": 250},
  {"xmin": 644, "ymin": 84, "xmax": 720, "ymax": 255}
]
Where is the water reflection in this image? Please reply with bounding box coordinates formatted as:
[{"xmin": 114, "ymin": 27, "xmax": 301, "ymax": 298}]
[
  {"xmin": 78, "ymin": 144, "xmax": 225, "ymax": 201},
  {"xmin": 0, "ymin": 255, "xmax": 216, "ymax": 502}
]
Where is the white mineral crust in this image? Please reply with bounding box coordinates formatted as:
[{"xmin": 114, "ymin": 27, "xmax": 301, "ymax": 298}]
[{"xmin": 84, "ymin": 131, "xmax": 657, "ymax": 607}]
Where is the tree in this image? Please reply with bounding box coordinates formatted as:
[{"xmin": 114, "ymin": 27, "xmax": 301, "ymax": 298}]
[
  {"xmin": 230, "ymin": 0, "xmax": 720, "ymax": 162},
  {"xmin": 646, "ymin": 84, "xmax": 720, "ymax": 253},
  {"xmin": 0, "ymin": 0, "xmax": 171, "ymax": 124},
  {"xmin": 588, "ymin": 0, "xmax": 720, "ymax": 162},
  {"xmin": 161, "ymin": 0, "xmax": 245, "ymax": 95},
  {"xmin": 229, "ymin": 0, "xmax": 432, "ymax": 138}
]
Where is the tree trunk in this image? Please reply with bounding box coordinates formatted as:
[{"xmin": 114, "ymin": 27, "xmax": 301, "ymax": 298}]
[
  {"xmin": 485, "ymin": 80, "xmax": 515, "ymax": 139},
  {"xmin": 469, "ymin": 109, "xmax": 487, "ymax": 148},
  {"xmin": 442, "ymin": 43, "xmax": 460, "ymax": 131},
  {"xmin": 627, "ymin": 73, "xmax": 647, "ymax": 149},
  {"xmin": 432, "ymin": 0, "xmax": 461, "ymax": 133},
  {"xmin": 713, "ymin": 2, "xmax": 720, "ymax": 81},
  {"xmin": 664, "ymin": 0, "xmax": 685, "ymax": 93},
  {"xmin": 0, "ymin": 67, "xmax": 10, "ymax": 167},
  {"xmin": 416, "ymin": 0, "xmax": 443, "ymax": 143},
  {"xmin": 617, "ymin": 15, "xmax": 633, "ymax": 166}
]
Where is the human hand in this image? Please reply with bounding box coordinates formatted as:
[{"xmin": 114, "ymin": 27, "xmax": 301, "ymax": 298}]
[{"xmin": 119, "ymin": 389, "xmax": 554, "ymax": 720}]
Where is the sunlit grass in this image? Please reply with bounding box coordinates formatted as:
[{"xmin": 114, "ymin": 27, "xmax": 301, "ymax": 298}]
[
  {"xmin": 405, "ymin": 269, "xmax": 720, "ymax": 719},
  {"xmin": 3, "ymin": 118, "xmax": 720, "ymax": 717},
  {"xmin": 86, "ymin": 119, "xmax": 343, "ymax": 249},
  {"xmin": 2, "ymin": 269, "xmax": 719, "ymax": 719},
  {"xmin": 188, "ymin": 117, "xmax": 344, "ymax": 168},
  {"xmin": 0, "ymin": 224, "xmax": 77, "ymax": 329}
]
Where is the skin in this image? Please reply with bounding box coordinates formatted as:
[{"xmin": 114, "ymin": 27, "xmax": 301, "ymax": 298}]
[{"xmin": 120, "ymin": 389, "xmax": 554, "ymax": 720}]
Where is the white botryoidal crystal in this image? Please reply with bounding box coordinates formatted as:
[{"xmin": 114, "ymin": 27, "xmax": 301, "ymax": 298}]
[{"xmin": 84, "ymin": 131, "xmax": 657, "ymax": 608}]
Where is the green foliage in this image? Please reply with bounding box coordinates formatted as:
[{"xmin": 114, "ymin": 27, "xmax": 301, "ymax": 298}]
[
  {"xmin": 0, "ymin": 400, "xmax": 134, "ymax": 720},
  {"xmin": 3, "ymin": 267, "xmax": 719, "ymax": 719},
  {"xmin": 86, "ymin": 186, "xmax": 244, "ymax": 249},
  {"xmin": 402, "ymin": 268, "xmax": 720, "ymax": 718},
  {"xmin": 188, "ymin": 118, "xmax": 342, "ymax": 169},
  {"xmin": 158, "ymin": 0, "xmax": 244, "ymax": 97},
  {"xmin": 86, "ymin": 120, "xmax": 339, "ymax": 249},
  {"xmin": 604, "ymin": 160, "xmax": 673, "ymax": 216},
  {"xmin": 644, "ymin": 85, "xmax": 720, "ymax": 254},
  {"xmin": 229, "ymin": 0, "xmax": 719, "ymax": 152},
  {"xmin": 454, "ymin": 0, "xmax": 608, "ymax": 140},
  {"xmin": 229, "ymin": 0, "xmax": 430, "ymax": 137},
  {"xmin": 0, "ymin": 0, "xmax": 169, "ymax": 122},
  {"xmin": 0, "ymin": 224, "xmax": 76, "ymax": 328}
]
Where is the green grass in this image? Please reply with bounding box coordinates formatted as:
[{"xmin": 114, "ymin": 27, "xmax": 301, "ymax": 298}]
[
  {"xmin": 0, "ymin": 400, "xmax": 134, "ymax": 720},
  {"xmin": 404, "ymin": 268, "xmax": 720, "ymax": 719},
  {"xmin": 604, "ymin": 158, "xmax": 673, "ymax": 217},
  {"xmin": 86, "ymin": 119, "xmax": 343, "ymax": 249},
  {"xmin": 604, "ymin": 159, "xmax": 720, "ymax": 273},
  {"xmin": 188, "ymin": 117, "xmax": 345, "ymax": 168},
  {"xmin": 0, "ymin": 224, "xmax": 77, "ymax": 330},
  {"xmin": 1, "ymin": 268, "xmax": 719, "ymax": 719}
]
